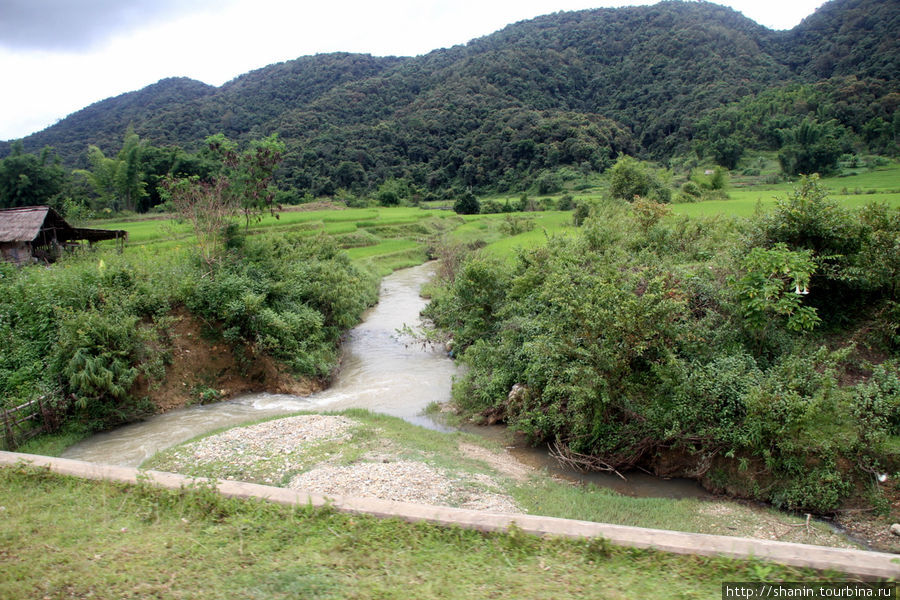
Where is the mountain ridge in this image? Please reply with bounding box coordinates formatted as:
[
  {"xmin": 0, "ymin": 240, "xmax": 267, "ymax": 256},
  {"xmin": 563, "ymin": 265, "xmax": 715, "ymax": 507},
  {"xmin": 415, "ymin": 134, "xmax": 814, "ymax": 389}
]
[{"xmin": 2, "ymin": 0, "xmax": 896, "ymax": 195}]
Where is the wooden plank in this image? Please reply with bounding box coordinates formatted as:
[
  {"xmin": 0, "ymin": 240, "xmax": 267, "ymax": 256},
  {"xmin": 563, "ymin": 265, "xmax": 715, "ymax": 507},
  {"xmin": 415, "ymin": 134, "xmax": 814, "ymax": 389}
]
[
  {"xmin": 13, "ymin": 413, "xmax": 38, "ymax": 426},
  {"xmin": 9, "ymin": 398, "xmax": 39, "ymax": 413}
]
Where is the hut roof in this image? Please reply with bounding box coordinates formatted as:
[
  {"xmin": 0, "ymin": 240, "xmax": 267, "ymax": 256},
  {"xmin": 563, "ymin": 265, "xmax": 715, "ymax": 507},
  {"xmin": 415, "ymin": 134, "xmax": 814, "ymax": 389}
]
[
  {"xmin": 0, "ymin": 206, "xmax": 54, "ymax": 243},
  {"xmin": 0, "ymin": 206, "xmax": 127, "ymax": 244}
]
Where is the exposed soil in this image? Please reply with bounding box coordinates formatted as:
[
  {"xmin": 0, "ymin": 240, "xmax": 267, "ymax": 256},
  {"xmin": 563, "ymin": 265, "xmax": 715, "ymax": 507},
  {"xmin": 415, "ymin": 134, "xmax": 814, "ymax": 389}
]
[
  {"xmin": 458, "ymin": 441, "xmax": 534, "ymax": 482},
  {"xmin": 131, "ymin": 307, "xmax": 323, "ymax": 413}
]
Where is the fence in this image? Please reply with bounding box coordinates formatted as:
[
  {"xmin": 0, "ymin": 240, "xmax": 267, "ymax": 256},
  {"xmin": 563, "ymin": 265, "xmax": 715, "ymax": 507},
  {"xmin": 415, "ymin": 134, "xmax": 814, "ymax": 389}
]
[{"xmin": 1, "ymin": 395, "xmax": 63, "ymax": 450}]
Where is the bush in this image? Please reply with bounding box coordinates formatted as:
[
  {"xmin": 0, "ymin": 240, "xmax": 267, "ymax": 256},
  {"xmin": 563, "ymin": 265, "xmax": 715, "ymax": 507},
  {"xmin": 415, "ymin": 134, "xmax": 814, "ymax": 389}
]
[
  {"xmin": 454, "ymin": 190, "xmax": 480, "ymax": 215},
  {"xmin": 0, "ymin": 233, "xmax": 377, "ymax": 435},
  {"xmin": 51, "ymin": 309, "xmax": 160, "ymax": 429},
  {"xmin": 681, "ymin": 181, "xmax": 702, "ymax": 198},
  {"xmin": 183, "ymin": 234, "xmax": 377, "ymax": 377},
  {"xmin": 0, "ymin": 253, "xmax": 181, "ymax": 429},
  {"xmin": 426, "ymin": 192, "xmax": 897, "ymax": 513},
  {"xmin": 498, "ymin": 215, "xmax": 535, "ymax": 236},
  {"xmin": 572, "ymin": 202, "xmax": 591, "ymax": 226},
  {"xmin": 422, "ymin": 255, "xmax": 508, "ymax": 353},
  {"xmin": 479, "ymin": 199, "xmax": 504, "ymax": 214},
  {"xmin": 535, "ymin": 171, "xmax": 562, "ymax": 195},
  {"xmin": 755, "ymin": 175, "xmax": 882, "ymax": 325},
  {"xmin": 608, "ymin": 155, "xmax": 671, "ymax": 204}
]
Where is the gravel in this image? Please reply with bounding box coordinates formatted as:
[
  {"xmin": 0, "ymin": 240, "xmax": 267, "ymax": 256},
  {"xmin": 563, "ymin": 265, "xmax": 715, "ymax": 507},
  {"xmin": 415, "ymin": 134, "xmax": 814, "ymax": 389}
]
[
  {"xmin": 176, "ymin": 414, "xmax": 355, "ymax": 469},
  {"xmin": 289, "ymin": 461, "xmax": 521, "ymax": 513},
  {"xmin": 159, "ymin": 414, "xmax": 522, "ymax": 514}
]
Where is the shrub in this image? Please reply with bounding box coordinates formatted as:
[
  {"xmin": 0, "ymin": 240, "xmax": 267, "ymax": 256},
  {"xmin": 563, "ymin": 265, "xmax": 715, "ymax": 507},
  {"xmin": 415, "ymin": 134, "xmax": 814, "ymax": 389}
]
[
  {"xmin": 608, "ymin": 156, "xmax": 671, "ymax": 204},
  {"xmin": 479, "ymin": 199, "xmax": 504, "ymax": 214},
  {"xmin": 454, "ymin": 190, "xmax": 480, "ymax": 215},
  {"xmin": 572, "ymin": 202, "xmax": 591, "ymax": 226},
  {"xmin": 182, "ymin": 234, "xmax": 377, "ymax": 378},
  {"xmin": 426, "ymin": 195, "xmax": 895, "ymax": 513},
  {"xmin": 681, "ymin": 181, "xmax": 702, "ymax": 198},
  {"xmin": 422, "ymin": 255, "xmax": 508, "ymax": 353},
  {"xmin": 51, "ymin": 310, "xmax": 159, "ymax": 429},
  {"xmin": 498, "ymin": 215, "xmax": 535, "ymax": 236}
]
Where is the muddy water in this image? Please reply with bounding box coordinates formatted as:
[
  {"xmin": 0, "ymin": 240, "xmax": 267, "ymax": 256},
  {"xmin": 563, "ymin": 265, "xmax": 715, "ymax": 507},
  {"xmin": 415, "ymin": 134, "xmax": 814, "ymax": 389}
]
[
  {"xmin": 60, "ymin": 262, "xmax": 708, "ymax": 500},
  {"xmin": 462, "ymin": 425, "xmax": 711, "ymax": 499},
  {"xmin": 63, "ymin": 263, "xmax": 456, "ymax": 467}
]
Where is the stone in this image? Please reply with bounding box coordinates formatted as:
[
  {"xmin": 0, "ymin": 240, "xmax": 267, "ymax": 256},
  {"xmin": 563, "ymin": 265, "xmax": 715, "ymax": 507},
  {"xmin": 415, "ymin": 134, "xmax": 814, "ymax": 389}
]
[{"xmin": 890, "ymin": 523, "xmax": 900, "ymax": 537}]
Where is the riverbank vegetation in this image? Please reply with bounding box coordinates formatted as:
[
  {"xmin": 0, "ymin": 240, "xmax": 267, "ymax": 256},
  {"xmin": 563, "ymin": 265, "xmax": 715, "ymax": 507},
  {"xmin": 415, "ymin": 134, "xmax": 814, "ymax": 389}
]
[
  {"xmin": 0, "ymin": 464, "xmax": 847, "ymax": 600},
  {"xmin": 0, "ymin": 231, "xmax": 377, "ymax": 438},
  {"xmin": 424, "ymin": 176, "xmax": 900, "ymax": 521}
]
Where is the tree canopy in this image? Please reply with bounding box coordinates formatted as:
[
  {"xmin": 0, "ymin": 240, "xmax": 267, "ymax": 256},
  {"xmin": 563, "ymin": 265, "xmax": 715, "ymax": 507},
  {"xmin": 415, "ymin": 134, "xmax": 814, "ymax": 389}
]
[{"xmin": 1, "ymin": 0, "xmax": 896, "ymax": 203}]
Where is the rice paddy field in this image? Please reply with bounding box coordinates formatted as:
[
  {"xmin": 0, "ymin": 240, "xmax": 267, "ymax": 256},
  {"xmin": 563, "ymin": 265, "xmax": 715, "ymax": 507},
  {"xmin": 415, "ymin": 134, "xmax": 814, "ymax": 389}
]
[
  {"xmin": 671, "ymin": 163, "xmax": 900, "ymax": 218},
  {"xmin": 87, "ymin": 162, "xmax": 899, "ymax": 270}
]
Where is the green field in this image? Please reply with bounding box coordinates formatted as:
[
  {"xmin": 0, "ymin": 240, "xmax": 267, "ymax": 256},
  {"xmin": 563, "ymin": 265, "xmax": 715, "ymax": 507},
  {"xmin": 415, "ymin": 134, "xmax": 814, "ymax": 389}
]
[
  {"xmin": 671, "ymin": 165, "xmax": 900, "ymax": 218},
  {"xmin": 89, "ymin": 206, "xmax": 577, "ymax": 272},
  {"xmin": 86, "ymin": 162, "xmax": 899, "ymax": 265},
  {"xmin": 0, "ymin": 465, "xmax": 844, "ymax": 600}
]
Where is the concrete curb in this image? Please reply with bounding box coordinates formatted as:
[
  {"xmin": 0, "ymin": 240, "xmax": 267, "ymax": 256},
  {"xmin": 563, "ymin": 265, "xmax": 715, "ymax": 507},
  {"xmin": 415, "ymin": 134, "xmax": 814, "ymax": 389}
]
[{"xmin": 2, "ymin": 451, "xmax": 897, "ymax": 579}]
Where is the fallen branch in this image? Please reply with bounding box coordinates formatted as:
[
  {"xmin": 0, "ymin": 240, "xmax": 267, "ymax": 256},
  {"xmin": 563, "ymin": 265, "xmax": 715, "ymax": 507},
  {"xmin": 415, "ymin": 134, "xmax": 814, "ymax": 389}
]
[{"xmin": 549, "ymin": 441, "xmax": 627, "ymax": 481}]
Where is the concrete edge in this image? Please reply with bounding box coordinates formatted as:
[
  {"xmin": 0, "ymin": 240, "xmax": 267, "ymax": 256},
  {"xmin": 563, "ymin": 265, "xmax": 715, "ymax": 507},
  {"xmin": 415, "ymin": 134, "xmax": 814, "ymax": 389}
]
[{"xmin": 2, "ymin": 451, "xmax": 897, "ymax": 579}]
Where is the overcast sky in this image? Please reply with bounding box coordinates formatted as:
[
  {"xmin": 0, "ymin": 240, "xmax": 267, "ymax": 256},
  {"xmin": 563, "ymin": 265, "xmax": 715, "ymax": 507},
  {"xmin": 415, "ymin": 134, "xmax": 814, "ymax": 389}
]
[{"xmin": 0, "ymin": 0, "xmax": 826, "ymax": 141}]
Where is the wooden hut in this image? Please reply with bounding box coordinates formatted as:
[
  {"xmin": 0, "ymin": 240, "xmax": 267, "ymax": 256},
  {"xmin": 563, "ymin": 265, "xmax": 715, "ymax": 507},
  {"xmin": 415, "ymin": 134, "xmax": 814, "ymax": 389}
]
[{"xmin": 0, "ymin": 206, "xmax": 127, "ymax": 265}]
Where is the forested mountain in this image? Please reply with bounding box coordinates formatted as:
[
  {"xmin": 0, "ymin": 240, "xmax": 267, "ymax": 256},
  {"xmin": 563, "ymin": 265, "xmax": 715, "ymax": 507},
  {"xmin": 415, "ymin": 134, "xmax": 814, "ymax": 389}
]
[
  {"xmin": 2, "ymin": 0, "xmax": 897, "ymax": 199},
  {"xmin": 779, "ymin": 0, "xmax": 900, "ymax": 80}
]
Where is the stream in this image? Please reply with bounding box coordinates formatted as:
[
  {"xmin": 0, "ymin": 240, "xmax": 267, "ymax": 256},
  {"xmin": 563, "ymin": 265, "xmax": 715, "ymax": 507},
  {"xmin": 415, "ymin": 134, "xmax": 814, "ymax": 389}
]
[
  {"xmin": 62, "ymin": 263, "xmax": 454, "ymax": 467},
  {"xmin": 62, "ymin": 262, "xmax": 709, "ymax": 500}
]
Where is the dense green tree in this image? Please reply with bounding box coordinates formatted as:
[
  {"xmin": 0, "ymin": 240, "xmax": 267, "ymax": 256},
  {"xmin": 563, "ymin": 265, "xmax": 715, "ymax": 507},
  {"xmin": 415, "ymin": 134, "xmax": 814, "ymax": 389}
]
[
  {"xmin": 333, "ymin": 160, "xmax": 366, "ymax": 190},
  {"xmin": 115, "ymin": 130, "xmax": 146, "ymax": 212},
  {"xmin": 77, "ymin": 131, "xmax": 148, "ymax": 212},
  {"xmin": 375, "ymin": 177, "xmax": 407, "ymax": 206},
  {"xmin": 777, "ymin": 118, "xmax": 846, "ymax": 176},
  {"xmin": 453, "ymin": 190, "xmax": 480, "ymax": 215},
  {"xmin": 137, "ymin": 144, "xmax": 216, "ymax": 212},
  {"xmin": 608, "ymin": 156, "xmax": 671, "ymax": 203},
  {"xmin": 0, "ymin": 143, "xmax": 66, "ymax": 209}
]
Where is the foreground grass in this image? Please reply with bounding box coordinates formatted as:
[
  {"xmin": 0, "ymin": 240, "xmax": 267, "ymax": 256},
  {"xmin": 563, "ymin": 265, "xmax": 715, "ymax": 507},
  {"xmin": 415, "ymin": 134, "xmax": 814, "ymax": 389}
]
[{"xmin": 0, "ymin": 465, "xmax": 845, "ymax": 600}]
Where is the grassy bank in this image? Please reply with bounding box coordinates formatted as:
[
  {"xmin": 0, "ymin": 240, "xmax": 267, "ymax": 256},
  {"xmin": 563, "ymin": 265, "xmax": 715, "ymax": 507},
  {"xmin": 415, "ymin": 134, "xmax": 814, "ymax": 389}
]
[
  {"xmin": 143, "ymin": 410, "xmax": 855, "ymax": 549},
  {"xmin": 0, "ymin": 464, "xmax": 846, "ymax": 600}
]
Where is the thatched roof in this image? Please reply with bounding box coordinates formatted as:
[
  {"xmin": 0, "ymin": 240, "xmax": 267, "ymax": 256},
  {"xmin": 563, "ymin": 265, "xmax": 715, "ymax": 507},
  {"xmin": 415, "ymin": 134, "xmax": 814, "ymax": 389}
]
[
  {"xmin": 0, "ymin": 206, "xmax": 56, "ymax": 242},
  {"xmin": 0, "ymin": 206, "xmax": 126, "ymax": 244}
]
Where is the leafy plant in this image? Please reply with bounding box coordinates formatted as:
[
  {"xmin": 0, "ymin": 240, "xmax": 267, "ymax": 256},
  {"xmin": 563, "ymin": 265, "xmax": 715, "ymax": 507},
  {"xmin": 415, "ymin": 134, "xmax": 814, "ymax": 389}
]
[{"xmin": 732, "ymin": 243, "xmax": 820, "ymax": 333}]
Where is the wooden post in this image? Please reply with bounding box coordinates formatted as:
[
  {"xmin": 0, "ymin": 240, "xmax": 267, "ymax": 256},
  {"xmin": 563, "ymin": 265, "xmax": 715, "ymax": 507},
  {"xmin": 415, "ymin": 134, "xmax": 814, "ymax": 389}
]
[
  {"xmin": 2, "ymin": 407, "xmax": 16, "ymax": 451},
  {"xmin": 37, "ymin": 395, "xmax": 56, "ymax": 433}
]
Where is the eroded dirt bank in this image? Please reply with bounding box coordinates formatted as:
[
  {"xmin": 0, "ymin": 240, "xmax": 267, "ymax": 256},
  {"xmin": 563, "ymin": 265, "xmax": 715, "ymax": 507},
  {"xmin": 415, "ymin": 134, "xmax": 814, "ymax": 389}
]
[{"xmin": 132, "ymin": 307, "xmax": 323, "ymax": 414}]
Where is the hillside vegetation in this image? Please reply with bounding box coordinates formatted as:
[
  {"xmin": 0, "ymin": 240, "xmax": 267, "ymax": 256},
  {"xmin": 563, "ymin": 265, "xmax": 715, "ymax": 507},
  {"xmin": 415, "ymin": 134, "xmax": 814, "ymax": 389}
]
[{"xmin": 0, "ymin": 0, "xmax": 896, "ymax": 205}]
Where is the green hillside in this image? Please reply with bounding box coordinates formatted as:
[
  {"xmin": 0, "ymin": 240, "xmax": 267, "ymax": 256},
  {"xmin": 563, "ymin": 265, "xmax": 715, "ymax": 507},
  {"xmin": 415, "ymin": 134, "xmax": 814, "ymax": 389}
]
[{"xmin": 0, "ymin": 0, "xmax": 897, "ymax": 201}]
